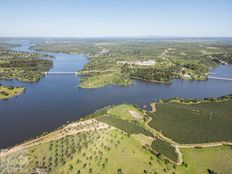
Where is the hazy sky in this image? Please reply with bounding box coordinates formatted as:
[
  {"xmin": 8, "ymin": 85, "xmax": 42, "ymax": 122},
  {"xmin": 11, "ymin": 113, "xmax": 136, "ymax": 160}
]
[{"xmin": 0, "ymin": 0, "xmax": 232, "ymax": 37}]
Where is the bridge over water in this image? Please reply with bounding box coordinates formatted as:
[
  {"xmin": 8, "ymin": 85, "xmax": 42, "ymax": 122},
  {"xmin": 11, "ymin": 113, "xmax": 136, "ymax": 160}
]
[
  {"xmin": 43, "ymin": 72, "xmax": 232, "ymax": 81},
  {"xmin": 208, "ymin": 76, "xmax": 232, "ymax": 81},
  {"xmin": 44, "ymin": 72, "xmax": 78, "ymax": 76},
  {"xmin": 208, "ymin": 72, "xmax": 232, "ymax": 81}
]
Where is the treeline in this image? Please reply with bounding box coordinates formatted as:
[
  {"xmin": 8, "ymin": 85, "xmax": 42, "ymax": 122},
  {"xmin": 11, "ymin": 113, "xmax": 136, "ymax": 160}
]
[
  {"xmin": 160, "ymin": 94, "xmax": 232, "ymax": 103},
  {"xmin": 0, "ymin": 59, "xmax": 52, "ymax": 70},
  {"xmin": 0, "ymin": 50, "xmax": 53, "ymax": 59}
]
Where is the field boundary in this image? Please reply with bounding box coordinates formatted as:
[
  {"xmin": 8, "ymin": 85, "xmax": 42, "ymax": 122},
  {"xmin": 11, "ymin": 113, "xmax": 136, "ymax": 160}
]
[{"xmin": 145, "ymin": 109, "xmax": 232, "ymax": 165}]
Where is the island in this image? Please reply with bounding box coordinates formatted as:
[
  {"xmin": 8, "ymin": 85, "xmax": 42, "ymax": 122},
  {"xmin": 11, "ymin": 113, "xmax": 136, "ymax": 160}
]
[
  {"xmin": 0, "ymin": 85, "xmax": 24, "ymax": 100},
  {"xmin": 1, "ymin": 95, "xmax": 231, "ymax": 174}
]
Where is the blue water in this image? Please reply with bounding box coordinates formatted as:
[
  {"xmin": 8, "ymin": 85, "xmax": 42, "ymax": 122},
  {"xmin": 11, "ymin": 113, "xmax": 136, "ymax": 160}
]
[{"xmin": 0, "ymin": 40, "xmax": 232, "ymax": 148}]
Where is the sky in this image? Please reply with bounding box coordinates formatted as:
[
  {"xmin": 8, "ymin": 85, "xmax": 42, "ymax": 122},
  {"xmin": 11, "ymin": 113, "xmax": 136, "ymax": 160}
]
[{"xmin": 0, "ymin": 0, "xmax": 232, "ymax": 37}]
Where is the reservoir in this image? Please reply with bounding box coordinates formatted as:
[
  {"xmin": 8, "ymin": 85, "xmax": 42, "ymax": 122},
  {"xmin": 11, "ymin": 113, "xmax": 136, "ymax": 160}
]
[{"xmin": 0, "ymin": 40, "xmax": 232, "ymax": 148}]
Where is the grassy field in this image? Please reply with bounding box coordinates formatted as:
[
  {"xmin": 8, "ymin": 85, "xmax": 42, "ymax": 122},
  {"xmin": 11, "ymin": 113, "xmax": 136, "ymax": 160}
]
[
  {"xmin": 151, "ymin": 138, "xmax": 179, "ymax": 163},
  {"xmin": 80, "ymin": 72, "xmax": 133, "ymax": 88},
  {"xmin": 148, "ymin": 99, "xmax": 232, "ymax": 144},
  {"xmin": 107, "ymin": 104, "xmax": 145, "ymax": 126},
  {"xmin": 0, "ymin": 85, "xmax": 24, "ymax": 100},
  {"xmin": 177, "ymin": 145, "xmax": 232, "ymax": 174}
]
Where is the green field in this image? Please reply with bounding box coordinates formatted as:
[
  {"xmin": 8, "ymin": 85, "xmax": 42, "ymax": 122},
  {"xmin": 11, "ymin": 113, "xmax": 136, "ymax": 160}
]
[
  {"xmin": 107, "ymin": 104, "xmax": 145, "ymax": 126},
  {"xmin": 148, "ymin": 99, "xmax": 232, "ymax": 144},
  {"xmin": 151, "ymin": 138, "xmax": 179, "ymax": 163},
  {"xmin": 177, "ymin": 145, "xmax": 232, "ymax": 174}
]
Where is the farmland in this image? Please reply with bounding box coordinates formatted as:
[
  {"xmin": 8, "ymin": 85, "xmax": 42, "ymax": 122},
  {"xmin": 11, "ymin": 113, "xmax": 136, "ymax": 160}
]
[
  {"xmin": 1, "ymin": 98, "xmax": 232, "ymax": 174},
  {"xmin": 148, "ymin": 98, "xmax": 232, "ymax": 144},
  {"xmin": 151, "ymin": 138, "xmax": 179, "ymax": 163},
  {"xmin": 96, "ymin": 115, "xmax": 153, "ymax": 137}
]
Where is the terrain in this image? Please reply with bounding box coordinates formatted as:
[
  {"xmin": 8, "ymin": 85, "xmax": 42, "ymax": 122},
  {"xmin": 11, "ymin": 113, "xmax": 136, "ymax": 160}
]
[
  {"xmin": 1, "ymin": 97, "xmax": 232, "ymax": 174},
  {"xmin": 0, "ymin": 85, "xmax": 24, "ymax": 100},
  {"xmin": 32, "ymin": 38, "xmax": 232, "ymax": 88},
  {"xmin": 148, "ymin": 95, "xmax": 232, "ymax": 144},
  {"xmin": 0, "ymin": 48, "xmax": 53, "ymax": 82}
]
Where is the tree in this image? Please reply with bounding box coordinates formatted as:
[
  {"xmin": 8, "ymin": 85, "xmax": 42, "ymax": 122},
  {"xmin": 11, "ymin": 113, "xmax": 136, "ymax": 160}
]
[
  {"xmin": 69, "ymin": 164, "xmax": 73, "ymax": 171},
  {"xmin": 207, "ymin": 169, "xmax": 218, "ymax": 174},
  {"xmin": 117, "ymin": 168, "xmax": 123, "ymax": 174}
]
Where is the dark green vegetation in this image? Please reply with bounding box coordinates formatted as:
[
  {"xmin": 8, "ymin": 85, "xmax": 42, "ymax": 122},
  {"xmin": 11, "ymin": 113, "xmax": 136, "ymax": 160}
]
[
  {"xmin": 149, "ymin": 98, "xmax": 232, "ymax": 144},
  {"xmin": 0, "ymin": 49, "xmax": 53, "ymax": 82},
  {"xmin": 79, "ymin": 72, "xmax": 132, "ymax": 88},
  {"xmin": 32, "ymin": 38, "xmax": 232, "ymax": 87},
  {"xmin": 96, "ymin": 115, "xmax": 153, "ymax": 137},
  {"xmin": 122, "ymin": 65, "xmax": 174, "ymax": 83},
  {"xmin": 161, "ymin": 94, "xmax": 232, "ymax": 104},
  {"xmin": 151, "ymin": 138, "xmax": 179, "ymax": 163}
]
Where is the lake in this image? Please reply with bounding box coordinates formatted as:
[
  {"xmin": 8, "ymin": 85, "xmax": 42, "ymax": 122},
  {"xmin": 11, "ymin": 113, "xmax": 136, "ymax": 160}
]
[{"xmin": 0, "ymin": 40, "xmax": 232, "ymax": 148}]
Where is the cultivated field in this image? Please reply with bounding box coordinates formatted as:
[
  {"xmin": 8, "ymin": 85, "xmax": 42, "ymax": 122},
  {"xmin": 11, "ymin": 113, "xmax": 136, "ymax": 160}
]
[
  {"xmin": 151, "ymin": 138, "xmax": 179, "ymax": 163},
  {"xmin": 148, "ymin": 99, "xmax": 232, "ymax": 144}
]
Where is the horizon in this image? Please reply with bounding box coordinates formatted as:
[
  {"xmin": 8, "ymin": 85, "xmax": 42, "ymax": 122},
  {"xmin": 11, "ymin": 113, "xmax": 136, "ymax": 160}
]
[
  {"xmin": 0, "ymin": 0, "xmax": 232, "ymax": 37},
  {"xmin": 1, "ymin": 36, "xmax": 232, "ymax": 39}
]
